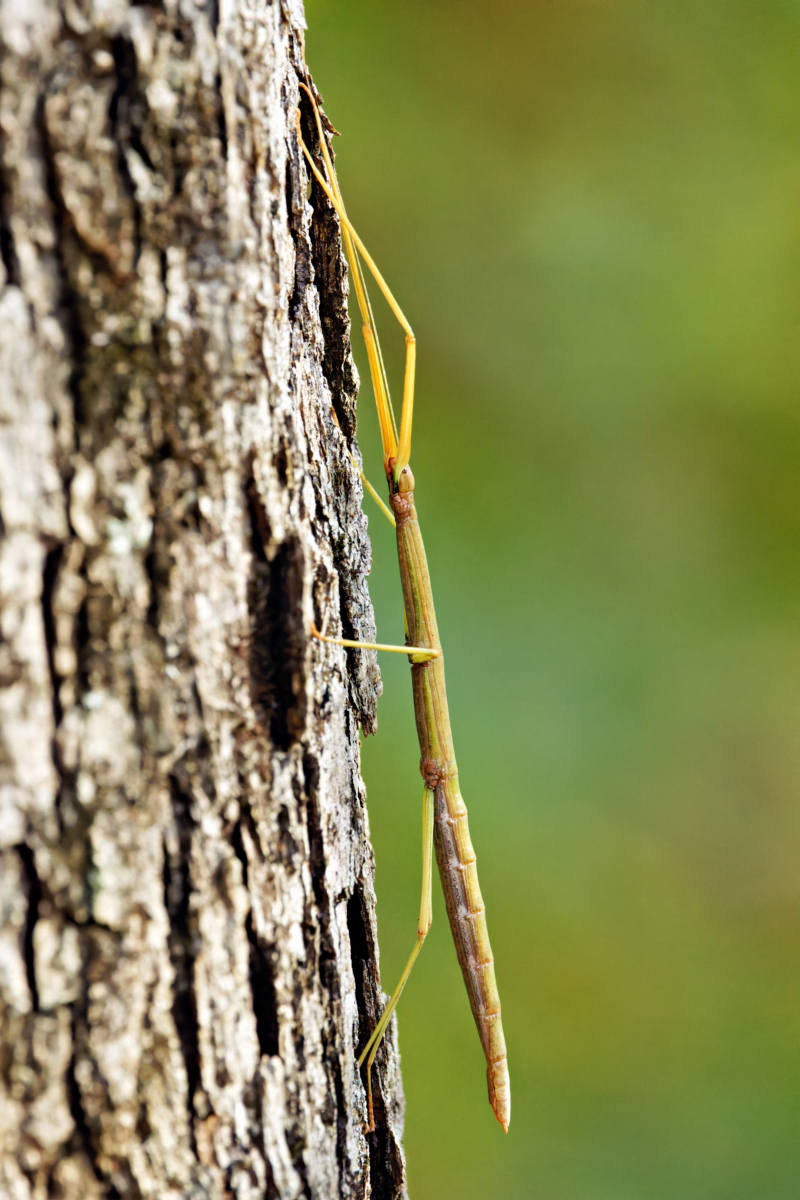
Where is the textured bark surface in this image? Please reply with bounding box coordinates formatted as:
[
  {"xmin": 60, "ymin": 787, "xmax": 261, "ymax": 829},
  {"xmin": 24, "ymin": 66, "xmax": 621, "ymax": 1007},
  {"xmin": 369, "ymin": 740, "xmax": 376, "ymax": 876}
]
[{"xmin": 0, "ymin": 0, "xmax": 407, "ymax": 1196}]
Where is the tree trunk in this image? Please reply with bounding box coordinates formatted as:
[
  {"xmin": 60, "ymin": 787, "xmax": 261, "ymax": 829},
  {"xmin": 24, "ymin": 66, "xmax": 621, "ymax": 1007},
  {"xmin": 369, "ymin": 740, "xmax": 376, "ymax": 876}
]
[{"xmin": 0, "ymin": 0, "xmax": 407, "ymax": 1196}]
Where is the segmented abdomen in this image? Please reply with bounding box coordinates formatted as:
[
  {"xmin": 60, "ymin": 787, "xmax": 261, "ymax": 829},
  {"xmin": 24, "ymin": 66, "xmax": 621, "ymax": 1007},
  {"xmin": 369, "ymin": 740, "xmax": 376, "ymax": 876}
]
[
  {"xmin": 392, "ymin": 479, "xmax": 510, "ymax": 1130},
  {"xmin": 433, "ymin": 774, "xmax": 510, "ymax": 1131}
]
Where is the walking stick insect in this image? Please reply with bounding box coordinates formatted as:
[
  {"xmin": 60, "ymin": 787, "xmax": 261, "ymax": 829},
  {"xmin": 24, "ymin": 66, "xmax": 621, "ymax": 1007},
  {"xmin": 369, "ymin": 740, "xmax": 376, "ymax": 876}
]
[{"xmin": 297, "ymin": 83, "xmax": 510, "ymax": 1134}]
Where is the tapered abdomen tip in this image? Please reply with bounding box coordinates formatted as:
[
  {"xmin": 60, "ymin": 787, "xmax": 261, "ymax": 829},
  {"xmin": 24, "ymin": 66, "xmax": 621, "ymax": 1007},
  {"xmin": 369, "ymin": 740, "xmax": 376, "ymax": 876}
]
[{"xmin": 488, "ymin": 1058, "xmax": 510, "ymax": 1132}]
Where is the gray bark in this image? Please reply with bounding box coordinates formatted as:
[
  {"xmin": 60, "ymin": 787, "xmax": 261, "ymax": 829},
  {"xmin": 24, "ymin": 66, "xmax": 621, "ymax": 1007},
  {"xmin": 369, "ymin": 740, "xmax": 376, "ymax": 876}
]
[{"xmin": 0, "ymin": 0, "xmax": 407, "ymax": 1196}]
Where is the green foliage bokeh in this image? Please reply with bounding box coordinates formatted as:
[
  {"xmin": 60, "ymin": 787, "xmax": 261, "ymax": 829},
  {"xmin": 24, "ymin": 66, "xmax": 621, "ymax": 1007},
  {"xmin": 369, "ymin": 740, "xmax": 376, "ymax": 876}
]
[{"xmin": 305, "ymin": 3, "xmax": 800, "ymax": 1197}]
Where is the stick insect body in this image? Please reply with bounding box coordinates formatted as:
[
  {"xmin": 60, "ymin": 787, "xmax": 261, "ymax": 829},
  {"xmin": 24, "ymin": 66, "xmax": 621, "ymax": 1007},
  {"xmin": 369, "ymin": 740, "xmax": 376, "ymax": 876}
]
[{"xmin": 298, "ymin": 84, "xmax": 510, "ymax": 1134}]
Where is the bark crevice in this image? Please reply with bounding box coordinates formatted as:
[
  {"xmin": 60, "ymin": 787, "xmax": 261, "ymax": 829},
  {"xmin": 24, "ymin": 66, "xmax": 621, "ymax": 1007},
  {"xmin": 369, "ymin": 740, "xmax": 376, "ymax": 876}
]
[
  {"xmin": 164, "ymin": 769, "xmax": 203, "ymax": 1151},
  {"xmin": 17, "ymin": 845, "xmax": 42, "ymax": 1014}
]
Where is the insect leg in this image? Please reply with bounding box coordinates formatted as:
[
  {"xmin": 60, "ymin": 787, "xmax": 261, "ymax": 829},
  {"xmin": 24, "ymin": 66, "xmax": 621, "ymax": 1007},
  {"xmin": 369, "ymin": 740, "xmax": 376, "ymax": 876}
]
[
  {"xmin": 358, "ymin": 782, "xmax": 434, "ymax": 1130},
  {"xmin": 296, "ymin": 94, "xmax": 415, "ymax": 481},
  {"xmin": 310, "ymin": 623, "xmax": 439, "ymax": 664}
]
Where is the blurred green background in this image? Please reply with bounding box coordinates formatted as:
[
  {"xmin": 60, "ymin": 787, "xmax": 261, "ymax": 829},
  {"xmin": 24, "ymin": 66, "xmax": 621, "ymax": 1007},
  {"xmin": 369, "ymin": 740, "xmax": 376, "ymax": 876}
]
[{"xmin": 305, "ymin": 3, "xmax": 799, "ymax": 1197}]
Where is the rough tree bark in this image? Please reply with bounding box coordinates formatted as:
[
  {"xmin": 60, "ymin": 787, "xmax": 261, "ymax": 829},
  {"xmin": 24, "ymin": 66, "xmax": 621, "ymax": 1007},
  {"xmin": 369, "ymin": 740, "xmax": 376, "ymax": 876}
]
[{"xmin": 0, "ymin": 0, "xmax": 407, "ymax": 1196}]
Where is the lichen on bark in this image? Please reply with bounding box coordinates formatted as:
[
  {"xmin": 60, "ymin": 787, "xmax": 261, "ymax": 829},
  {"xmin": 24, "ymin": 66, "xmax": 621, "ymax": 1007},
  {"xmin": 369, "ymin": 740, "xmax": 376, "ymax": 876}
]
[{"xmin": 0, "ymin": 0, "xmax": 406, "ymax": 1196}]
